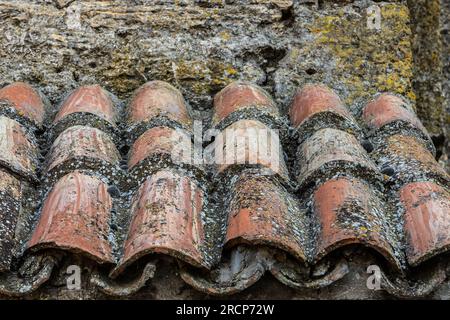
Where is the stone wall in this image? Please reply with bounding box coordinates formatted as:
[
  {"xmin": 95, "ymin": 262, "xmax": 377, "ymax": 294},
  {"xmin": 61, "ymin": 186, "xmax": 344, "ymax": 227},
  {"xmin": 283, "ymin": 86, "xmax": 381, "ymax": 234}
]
[
  {"xmin": 0, "ymin": 0, "xmax": 448, "ymax": 299},
  {"xmin": 0, "ymin": 1, "xmax": 418, "ymax": 110},
  {"xmin": 1, "ymin": 1, "xmax": 446, "ymax": 160},
  {"xmin": 408, "ymin": 0, "xmax": 447, "ymax": 167},
  {"xmin": 440, "ymin": 0, "xmax": 449, "ymax": 169}
]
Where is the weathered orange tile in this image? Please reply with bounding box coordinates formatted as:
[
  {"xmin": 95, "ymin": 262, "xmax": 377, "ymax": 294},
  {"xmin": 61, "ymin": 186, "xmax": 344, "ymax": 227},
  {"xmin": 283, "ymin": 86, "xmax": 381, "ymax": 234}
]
[
  {"xmin": 225, "ymin": 174, "xmax": 307, "ymax": 262},
  {"xmin": 116, "ymin": 170, "xmax": 207, "ymax": 274},
  {"xmin": 214, "ymin": 119, "xmax": 289, "ymax": 181},
  {"xmin": 128, "ymin": 126, "xmax": 192, "ymax": 170},
  {"xmin": 363, "ymin": 94, "xmax": 427, "ymax": 134},
  {"xmin": 128, "ymin": 81, "xmax": 192, "ymax": 129},
  {"xmin": 289, "ymin": 84, "xmax": 353, "ymax": 129},
  {"xmin": 0, "ymin": 82, "xmax": 45, "ymax": 126},
  {"xmin": 0, "ymin": 168, "xmax": 23, "ymax": 272},
  {"xmin": 212, "ymin": 82, "xmax": 278, "ymax": 126},
  {"xmin": 54, "ymin": 85, "xmax": 117, "ymax": 127},
  {"xmin": 313, "ymin": 177, "xmax": 400, "ymax": 269},
  {"xmin": 296, "ymin": 128, "xmax": 377, "ymax": 186},
  {"xmin": 0, "ymin": 116, "xmax": 39, "ymax": 180},
  {"xmin": 28, "ymin": 171, "xmax": 114, "ymax": 263},
  {"xmin": 46, "ymin": 125, "xmax": 120, "ymax": 173},
  {"xmin": 400, "ymin": 182, "xmax": 450, "ymax": 266},
  {"xmin": 378, "ymin": 134, "xmax": 449, "ymax": 184}
]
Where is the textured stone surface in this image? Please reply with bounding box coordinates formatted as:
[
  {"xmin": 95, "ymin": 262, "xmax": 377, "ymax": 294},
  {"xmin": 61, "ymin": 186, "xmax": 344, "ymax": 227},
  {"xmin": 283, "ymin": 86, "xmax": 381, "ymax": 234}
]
[
  {"xmin": 0, "ymin": 0, "xmax": 448, "ymax": 300},
  {"xmin": 408, "ymin": 0, "xmax": 445, "ymax": 139},
  {"xmin": 0, "ymin": 1, "xmax": 418, "ymax": 111}
]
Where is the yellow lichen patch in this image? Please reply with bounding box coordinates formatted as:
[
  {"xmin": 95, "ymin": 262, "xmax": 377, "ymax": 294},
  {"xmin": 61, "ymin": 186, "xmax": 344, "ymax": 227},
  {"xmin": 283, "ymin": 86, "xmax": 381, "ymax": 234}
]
[
  {"xmin": 309, "ymin": 16, "xmax": 340, "ymax": 35},
  {"xmin": 219, "ymin": 31, "xmax": 231, "ymax": 42},
  {"xmin": 309, "ymin": 4, "xmax": 415, "ymax": 106},
  {"xmin": 102, "ymin": 47, "xmax": 144, "ymax": 94},
  {"xmin": 408, "ymin": 0, "xmax": 444, "ymax": 135}
]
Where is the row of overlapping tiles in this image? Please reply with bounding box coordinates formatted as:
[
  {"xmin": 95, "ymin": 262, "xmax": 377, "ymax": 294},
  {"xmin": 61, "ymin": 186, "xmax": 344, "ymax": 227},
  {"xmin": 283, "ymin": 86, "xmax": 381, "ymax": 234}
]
[{"xmin": 0, "ymin": 81, "xmax": 449, "ymax": 295}]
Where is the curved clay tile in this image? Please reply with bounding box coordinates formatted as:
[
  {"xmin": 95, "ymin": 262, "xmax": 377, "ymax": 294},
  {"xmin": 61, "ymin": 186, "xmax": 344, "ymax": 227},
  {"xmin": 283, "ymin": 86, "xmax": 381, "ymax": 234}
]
[
  {"xmin": 45, "ymin": 125, "xmax": 120, "ymax": 174},
  {"xmin": 214, "ymin": 119, "xmax": 289, "ymax": 181},
  {"xmin": 179, "ymin": 246, "xmax": 266, "ymax": 295},
  {"xmin": 225, "ymin": 173, "xmax": 307, "ymax": 263},
  {"xmin": 54, "ymin": 85, "xmax": 118, "ymax": 127},
  {"xmin": 0, "ymin": 82, "xmax": 45, "ymax": 126},
  {"xmin": 363, "ymin": 93, "xmax": 428, "ymax": 135},
  {"xmin": 212, "ymin": 81, "xmax": 278, "ymax": 127},
  {"xmin": 127, "ymin": 81, "xmax": 192, "ymax": 130},
  {"xmin": 312, "ymin": 177, "xmax": 402, "ymax": 270},
  {"xmin": 289, "ymin": 84, "xmax": 353, "ymax": 129},
  {"xmin": 374, "ymin": 134, "xmax": 449, "ymax": 186},
  {"xmin": 28, "ymin": 171, "xmax": 114, "ymax": 264},
  {"xmin": 128, "ymin": 126, "xmax": 192, "ymax": 170},
  {"xmin": 0, "ymin": 116, "xmax": 39, "ymax": 180},
  {"xmin": 114, "ymin": 169, "xmax": 207, "ymax": 276},
  {"xmin": 400, "ymin": 182, "xmax": 450, "ymax": 266},
  {"xmin": 296, "ymin": 128, "xmax": 378, "ymax": 187},
  {"xmin": 0, "ymin": 169, "xmax": 23, "ymax": 272},
  {"xmin": 2, "ymin": 81, "xmax": 448, "ymax": 298}
]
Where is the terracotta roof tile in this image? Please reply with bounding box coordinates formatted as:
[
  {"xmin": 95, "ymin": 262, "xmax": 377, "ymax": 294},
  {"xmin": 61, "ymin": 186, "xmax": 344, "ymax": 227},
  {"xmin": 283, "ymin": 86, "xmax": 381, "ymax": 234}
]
[
  {"xmin": 363, "ymin": 94, "xmax": 428, "ymax": 134},
  {"xmin": 362, "ymin": 93, "xmax": 436, "ymax": 155},
  {"xmin": 400, "ymin": 182, "xmax": 450, "ymax": 266},
  {"xmin": 312, "ymin": 177, "xmax": 401, "ymax": 269},
  {"xmin": 214, "ymin": 119, "xmax": 289, "ymax": 181},
  {"xmin": 0, "ymin": 169, "xmax": 22, "ymax": 272},
  {"xmin": 45, "ymin": 125, "xmax": 121, "ymax": 181},
  {"xmin": 296, "ymin": 128, "xmax": 379, "ymax": 188},
  {"xmin": 0, "ymin": 116, "xmax": 39, "ymax": 181},
  {"xmin": 0, "ymin": 82, "xmax": 45, "ymax": 126},
  {"xmin": 54, "ymin": 85, "xmax": 117, "ymax": 125},
  {"xmin": 289, "ymin": 84, "xmax": 354, "ymax": 129},
  {"xmin": 212, "ymin": 82, "xmax": 279, "ymax": 128},
  {"xmin": 28, "ymin": 171, "xmax": 114, "ymax": 264},
  {"xmin": 225, "ymin": 173, "xmax": 307, "ymax": 262},
  {"xmin": 52, "ymin": 85, "xmax": 119, "ymax": 140},
  {"xmin": 114, "ymin": 169, "xmax": 207, "ymax": 276},
  {"xmin": 374, "ymin": 134, "xmax": 449, "ymax": 186},
  {"xmin": 127, "ymin": 81, "xmax": 192, "ymax": 135},
  {"xmin": 128, "ymin": 126, "xmax": 192, "ymax": 171}
]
